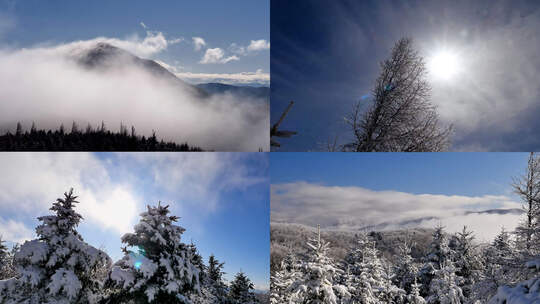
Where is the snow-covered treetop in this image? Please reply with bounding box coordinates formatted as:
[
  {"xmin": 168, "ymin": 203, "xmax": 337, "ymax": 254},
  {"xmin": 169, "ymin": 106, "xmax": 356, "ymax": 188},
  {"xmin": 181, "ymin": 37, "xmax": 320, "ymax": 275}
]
[{"xmin": 36, "ymin": 188, "xmax": 83, "ymax": 241}]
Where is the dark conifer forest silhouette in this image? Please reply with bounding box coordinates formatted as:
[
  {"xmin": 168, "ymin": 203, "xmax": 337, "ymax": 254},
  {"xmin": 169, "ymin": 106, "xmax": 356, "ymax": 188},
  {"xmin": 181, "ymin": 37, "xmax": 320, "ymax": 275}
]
[{"xmin": 0, "ymin": 122, "xmax": 203, "ymax": 151}]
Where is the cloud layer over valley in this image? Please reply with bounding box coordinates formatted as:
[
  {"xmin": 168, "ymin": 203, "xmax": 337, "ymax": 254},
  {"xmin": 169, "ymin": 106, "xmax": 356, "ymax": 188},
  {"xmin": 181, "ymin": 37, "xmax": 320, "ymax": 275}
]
[
  {"xmin": 271, "ymin": 181, "xmax": 523, "ymax": 242},
  {"xmin": 0, "ymin": 36, "xmax": 269, "ymax": 151}
]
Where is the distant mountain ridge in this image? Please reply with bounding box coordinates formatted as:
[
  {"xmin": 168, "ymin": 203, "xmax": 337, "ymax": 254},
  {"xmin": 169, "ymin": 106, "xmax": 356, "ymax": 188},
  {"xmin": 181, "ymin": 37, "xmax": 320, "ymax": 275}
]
[
  {"xmin": 71, "ymin": 42, "xmax": 269, "ymax": 101},
  {"xmin": 73, "ymin": 42, "xmax": 208, "ymax": 98},
  {"xmin": 196, "ymin": 83, "xmax": 269, "ymax": 101}
]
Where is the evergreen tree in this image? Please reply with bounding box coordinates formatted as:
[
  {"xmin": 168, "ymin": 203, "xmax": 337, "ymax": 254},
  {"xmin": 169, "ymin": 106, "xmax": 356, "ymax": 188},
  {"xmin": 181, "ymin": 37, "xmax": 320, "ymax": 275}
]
[
  {"xmin": 420, "ymin": 225, "xmax": 453, "ymax": 297},
  {"xmin": 107, "ymin": 203, "xmax": 201, "ymax": 303},
  {"xmin": 288, "ymin": 225, "xmax": 345, "ymax": 304},
  {"xmin": 393, "ymin": 235, "xmax": 420, "ymax": 294},
  {"xmin": 0, "ymin": 189, "xmax": 111, "ymax": 304},
  {"xmin": 228, "ymin": 271, "xmax": 258, "ymax": 304},
  {"xmin": 426, "ymin": 263, "xmax": 463, "ymax": 304},
  {"xmin": 271, "ymin": 251, "xmax": 299, "ymax": 304},
  {"xmin": 453, "ymin": 226, "xmax": 482, "ymax": 299},
  {"xmin": 0, "ymin": 236, "xmax": 10, "ymax": 280},
  {"xmin": 407, "ymin": 278, "xmax": 427, "ymax": 304}
]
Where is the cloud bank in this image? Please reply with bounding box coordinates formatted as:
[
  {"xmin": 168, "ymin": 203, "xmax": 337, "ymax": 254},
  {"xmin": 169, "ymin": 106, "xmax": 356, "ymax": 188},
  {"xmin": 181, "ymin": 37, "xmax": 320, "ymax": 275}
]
[
  {"xmin": 0, "ymin": 36, "xmax": 269, "ymax": 151},
  {"xmin": 271, "ymin": 182, "xmax": 523, "ymax": 241}
]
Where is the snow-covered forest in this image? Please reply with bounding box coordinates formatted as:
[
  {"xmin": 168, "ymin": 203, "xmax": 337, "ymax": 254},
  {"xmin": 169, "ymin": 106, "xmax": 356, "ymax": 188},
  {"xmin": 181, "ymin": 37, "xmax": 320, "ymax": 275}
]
[
  {"xmin": 271, "ymin": 153, "xmax": 540, "ymax": 304},
  {"xmin": 0, "ymin": 189, "xmax": 263, "ymax": 304}
]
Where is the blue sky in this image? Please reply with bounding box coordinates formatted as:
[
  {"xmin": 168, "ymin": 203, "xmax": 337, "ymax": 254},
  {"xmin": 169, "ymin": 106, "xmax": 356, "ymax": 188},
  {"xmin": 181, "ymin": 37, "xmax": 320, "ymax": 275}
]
[
  {"xmin": 0, "ymin": 0, "xmax": 269, "ymax": 85},
  {"xmin": 271, "ymin": 153, "xmax": 530, "ymax": 242},
  {"xmin": 0, "ymin": 152, "xmax": 269, "ymax": 289},
  {"xmin": 271, "ymin": 0, "xmax": 540, "ymax": 151}
]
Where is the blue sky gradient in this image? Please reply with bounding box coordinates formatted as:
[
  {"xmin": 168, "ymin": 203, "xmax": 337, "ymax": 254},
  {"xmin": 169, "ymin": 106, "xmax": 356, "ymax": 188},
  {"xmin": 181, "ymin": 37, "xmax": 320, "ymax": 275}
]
[{"xmin": 0, "ymin": 0, "xmax": 269, "ymax": 84}]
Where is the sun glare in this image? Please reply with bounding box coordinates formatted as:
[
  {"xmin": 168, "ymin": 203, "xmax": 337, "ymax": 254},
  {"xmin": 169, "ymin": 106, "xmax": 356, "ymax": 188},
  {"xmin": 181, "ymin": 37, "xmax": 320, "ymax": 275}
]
[{"xmin": 429, "ymin": 51, "xmax": 460, "ymax": 80}]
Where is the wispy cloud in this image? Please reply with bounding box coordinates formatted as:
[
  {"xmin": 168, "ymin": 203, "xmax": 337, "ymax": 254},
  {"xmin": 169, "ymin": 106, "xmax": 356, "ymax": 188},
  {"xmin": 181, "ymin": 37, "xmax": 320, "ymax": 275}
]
[
  {"xmin": 271, "ymin": 182, "xmax": 522, "ymax": 241},
  {"xmin": 139, "ymin": 21, "xmax": 147, "ymax": 29},
  {"xmin": 192, "ymin": 37, "xmax": 206, "ymax": 51}
]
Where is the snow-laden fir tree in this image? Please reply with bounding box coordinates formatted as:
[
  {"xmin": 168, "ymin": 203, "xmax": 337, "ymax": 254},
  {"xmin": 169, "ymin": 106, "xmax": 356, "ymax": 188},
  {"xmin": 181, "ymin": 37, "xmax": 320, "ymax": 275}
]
[
  {"xmin": 472, "ymin": 227, "xmax": 522, "ymax": 303},
  {"xmin": 426, "ymin": 263, "xmax": 464, "ymax": 304},
  {"xmin": 0, "ymin": 240, "xmax": 18, "ymax": 280},
  {"xmin": 452, "ymin": 226, "xmax": 483, "ymax": 300},
  {"xmin": 0, "ymin": 189, "xmax": 111, "ymax": 304},
  {"xmin": 106, "ymin": 203, "xmax": 201, "ymax": 304},
  {"xmin": 407, "ymin": 278, "xmax": 426, "ymax": 304},
  {"xmin": 190, "ymin": 254, "xmax": 227, "ymax": 304},
  {"xmin": 393, "ymin": 235, "xmax": 420, "ymax": 294},
  {"xmin": 0, "ymin": 236, "xmax": 11, "ymax": 280},
  {"xmin": 271, "ymin": 250, "xmax": 300, "ymax": 304},
  {"xmin": 229, "ymin": 271, "xmax": 258, "ymax": 304},
  {"xmin": 288, "ymin": 225, "xmax": 348, "ymax": 304},
  {"xmin": 419, "ymin": 224, "xmax": 454, "ymax": 297}
]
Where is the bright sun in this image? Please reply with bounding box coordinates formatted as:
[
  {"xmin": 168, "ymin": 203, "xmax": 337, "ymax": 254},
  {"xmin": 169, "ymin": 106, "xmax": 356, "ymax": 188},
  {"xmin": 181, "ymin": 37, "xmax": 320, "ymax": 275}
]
[{"xmin": 429, "ymin": 51, "xmax": 460, "ymax": 80}]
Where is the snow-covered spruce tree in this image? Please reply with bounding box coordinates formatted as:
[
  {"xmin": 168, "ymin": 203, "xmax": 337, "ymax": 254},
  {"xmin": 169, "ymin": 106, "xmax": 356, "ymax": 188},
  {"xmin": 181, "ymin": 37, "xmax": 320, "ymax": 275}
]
[
  {"xmin": 106, "ymin": 203, "xmax": 201, "ymax": 304},
  {"xmin": 472, "ymin": 227, "xmax": 518, "ymax": 303},
  {"xmin": 393, "ymin": 236, "xmax": 420, "ymax": 294},
  {"xmin": 228, "ymin": 271, "xmax": 258, "ymax": 304},
  {"xmin": 0, "ymin": 239, "xmax": 18, "ymax": 280},
  {"xmin": 407, "ymin": 278, "xmax": 426, "ymax": 304},
  {"xmin": 288, "ymin": 225, "xmax": 349, "ymax": 304},
  {"xmin": 419, "ymin": 225, "xmax": 454, "ymax": 297},
  {"xmin": 271, "ymin": 251, "xmax": 300, "ymax": 304},
  {"xmin": 0, "ymin": 188, "xmax": 112, "ymax": 304},
  {"xmin": 452, "ymin": 226, "xmax": 483, "ymax": 300},
  {"xmin": 0, "ymin": 236, "xmax": 10, "ymax": 280},
  {"xmin": 426, "ymin": 262, "xmax": 464, "ymax": 304}
]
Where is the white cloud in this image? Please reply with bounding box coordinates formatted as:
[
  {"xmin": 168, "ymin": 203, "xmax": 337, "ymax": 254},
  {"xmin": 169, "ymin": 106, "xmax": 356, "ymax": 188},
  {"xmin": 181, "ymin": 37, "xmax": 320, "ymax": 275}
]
[
  {"xmin": 139, "ymin": 21, "xmax": 147, "ymax": 29},
  {"xmin": 199, "ymin": 48, "xmax": 239, "ymax": 64},
  {"xmin": 121, "ymin": 153, "xmax": 267, "ymax": 211},
  {"xmin": 0, "ymin": 218, "xmax": 33, "ymax": 244},
  {"xmin": 230, "ymin": 39, "xmax": 270, "ymax": 55},
  {"xmin": 271, "ymin": 182, "xmax": 522, "ymax": 241},
  {"xmin": 0, "ymin": 153, "xmax": 140, "ymax": 236},
  {"xmin": 192, "ymin": 37, "xmax": 206, "ymax": 51},
  {"xmin": 66, "ymin": 31, "xmax": 179, "ymax": 58},
  {"xmin": 247, "ymin": 39, "xmax": 270, "ymax": 52},
  {"xmin": 175, "ymin": 69, "xmax": 269, "ymax": 85}
]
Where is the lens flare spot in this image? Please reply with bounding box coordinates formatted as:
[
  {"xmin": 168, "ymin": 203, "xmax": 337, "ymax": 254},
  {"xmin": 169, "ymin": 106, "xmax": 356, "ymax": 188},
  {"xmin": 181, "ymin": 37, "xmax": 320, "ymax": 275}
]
[{"xmin": 134, "ymin": 261, "xmax": 142, "ymax": 269}]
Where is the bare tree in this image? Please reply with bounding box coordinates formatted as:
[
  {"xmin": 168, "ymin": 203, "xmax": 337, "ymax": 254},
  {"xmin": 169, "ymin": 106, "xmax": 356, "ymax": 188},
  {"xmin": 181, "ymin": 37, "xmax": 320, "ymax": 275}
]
[
  {"xmin": 512, "ymin": 152, "xmax": 540, "ymax": 253},
  {"xmin": 344, "ymin": 37, "xmax": 452, "ymax": 152}
]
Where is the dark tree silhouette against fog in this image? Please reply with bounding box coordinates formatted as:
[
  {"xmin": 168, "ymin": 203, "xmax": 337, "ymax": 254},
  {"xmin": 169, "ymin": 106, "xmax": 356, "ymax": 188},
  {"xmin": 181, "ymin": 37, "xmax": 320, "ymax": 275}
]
[
  {"xmin": 0, "ymin": 122, "xmax": 203, "ymax": 151},
  {"xmin": 344, "ymin": 38, "xmax": 452, "ymax": 152}
]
